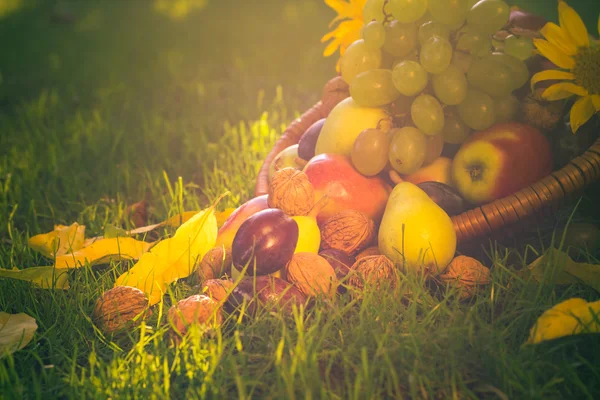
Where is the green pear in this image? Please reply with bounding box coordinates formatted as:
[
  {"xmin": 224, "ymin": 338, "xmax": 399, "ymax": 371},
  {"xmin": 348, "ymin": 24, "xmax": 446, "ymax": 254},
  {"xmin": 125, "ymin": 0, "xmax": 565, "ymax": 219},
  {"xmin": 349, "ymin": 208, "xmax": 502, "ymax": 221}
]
[
  {"xmin": 315, "ymin": 97, "xmax": 388, "ymax": 157},
  {"xmin": 378, "ymin": 182, "xmax": 456, "ymax": 275}
]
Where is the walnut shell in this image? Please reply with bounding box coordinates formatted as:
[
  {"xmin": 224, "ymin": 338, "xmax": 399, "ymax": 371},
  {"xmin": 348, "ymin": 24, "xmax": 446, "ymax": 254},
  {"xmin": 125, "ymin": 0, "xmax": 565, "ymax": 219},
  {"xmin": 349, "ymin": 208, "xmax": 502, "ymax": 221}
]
[
  {"xmin": 355, "ymin": 246, "xmax": 381, "ymax": 260},
  {"xmin": 348, "ymin": 255, "xmax": 398, "ymax": 290},
  {"xmin": 285, "ymin": 252, "xmax": 337, "ymax": 298},
  {"xmin": 201, "ymin": 279, "xmax": 234, "ymax": 303},
  {"xmin": 520, "ymin": 88, "xmax": 564, "ymax": 132},
  {"xmin": 93, "ymin": 286, "xmax": 150, "ymax": 334},
  {"xmin": 268, "ymin": 168, "xmax": 315, "ymax": 216},
  {"xmin": 168, "ymin": 295, "xmax": 222, "ymax": 336},
  {"xmin": 321, "ymin": 210, "xmax": 376, "ymax": 255},
  {"xmin": 439, "ymin": 256, "xmax": 491, "ymax": 299},
  {"xmin": 197, "ymin": 246, "xmax": 232, "ymax": 282},
  {"xmin": 321, "ymin": 76, "xmax": 350, "ymax": 115}
]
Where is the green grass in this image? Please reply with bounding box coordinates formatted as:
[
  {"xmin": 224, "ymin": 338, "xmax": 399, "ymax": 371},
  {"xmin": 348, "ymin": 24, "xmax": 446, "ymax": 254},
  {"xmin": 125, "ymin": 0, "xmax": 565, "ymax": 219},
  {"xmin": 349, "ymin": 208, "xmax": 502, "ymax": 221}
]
[{"xmin": 1, "ymin": 0, "xmax": 600, "ymax": 399}]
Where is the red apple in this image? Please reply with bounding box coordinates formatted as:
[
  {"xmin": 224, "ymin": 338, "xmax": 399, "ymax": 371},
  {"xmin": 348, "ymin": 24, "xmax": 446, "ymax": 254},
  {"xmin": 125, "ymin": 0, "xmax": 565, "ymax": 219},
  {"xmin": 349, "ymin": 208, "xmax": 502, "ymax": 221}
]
[
  {"xmin": 215, "ymin": 195, "xmax": 269, "ymax": 249},
  {"xmin": 303, "ymin": 153, "xmax": 392, "ymax": 224},
  {"xmin": 404, "ymin": 157, "xmax": 453, "ymax": 186},
  {"xmin": 452, "ymin": 122, "xmax": 552, "ymax": 204}
]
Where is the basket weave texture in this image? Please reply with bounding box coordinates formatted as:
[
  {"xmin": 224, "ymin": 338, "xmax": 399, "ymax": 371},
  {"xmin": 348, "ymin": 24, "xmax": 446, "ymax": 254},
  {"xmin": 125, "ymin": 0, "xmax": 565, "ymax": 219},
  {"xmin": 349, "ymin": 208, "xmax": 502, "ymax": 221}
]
[{"xmin": 255, "ymin": 77, "xmax": 600, "ymax": 245}]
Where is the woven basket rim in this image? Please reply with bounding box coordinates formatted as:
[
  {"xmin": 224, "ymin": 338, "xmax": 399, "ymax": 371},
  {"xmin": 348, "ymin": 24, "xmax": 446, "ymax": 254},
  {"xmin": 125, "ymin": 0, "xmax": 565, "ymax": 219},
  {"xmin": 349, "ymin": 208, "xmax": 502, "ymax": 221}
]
[{"xmin": 255, "ymin": 83, "xmax": 600, "ymax": 244}]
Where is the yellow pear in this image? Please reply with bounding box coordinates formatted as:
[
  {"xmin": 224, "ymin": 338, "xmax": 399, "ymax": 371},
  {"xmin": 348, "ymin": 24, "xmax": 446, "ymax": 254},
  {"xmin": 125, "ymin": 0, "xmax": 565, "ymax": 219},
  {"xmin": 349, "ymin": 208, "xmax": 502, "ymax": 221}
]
[
  {"xmin": 315, "ymin": 97, "xmax": 389, "ymax": 157},
  {"xmin": 378, "ymin": 182, "xmax": 456, "ymax": 274}
]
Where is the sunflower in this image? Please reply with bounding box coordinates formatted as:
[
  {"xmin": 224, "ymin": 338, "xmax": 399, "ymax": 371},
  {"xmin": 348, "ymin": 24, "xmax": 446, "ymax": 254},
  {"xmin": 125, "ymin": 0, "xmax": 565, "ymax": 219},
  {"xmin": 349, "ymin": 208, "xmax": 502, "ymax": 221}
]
[
  {"xmin": 530, "ymin": 1, "xmax": 600, "ymax": 133},
  {"xmin": 321, "ymin": 0, "xmax": 366, "ymax": 70}
]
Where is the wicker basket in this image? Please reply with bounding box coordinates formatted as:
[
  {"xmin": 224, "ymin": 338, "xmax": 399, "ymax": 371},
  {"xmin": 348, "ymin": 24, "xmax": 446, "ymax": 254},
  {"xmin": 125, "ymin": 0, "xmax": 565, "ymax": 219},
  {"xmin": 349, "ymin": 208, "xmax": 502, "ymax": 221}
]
[{"xmin": 255, "ymin": 77, "xmax": 600, "ymax": 245}]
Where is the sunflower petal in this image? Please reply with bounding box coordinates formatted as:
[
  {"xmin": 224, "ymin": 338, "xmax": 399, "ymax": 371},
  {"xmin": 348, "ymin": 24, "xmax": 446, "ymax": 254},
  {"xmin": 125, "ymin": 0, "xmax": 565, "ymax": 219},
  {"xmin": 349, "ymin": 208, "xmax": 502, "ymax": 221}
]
[
  {"xmin": 558, "ymin": 0, "xmax": 589, "ymax": 48},
  {"xmin": 591, "ymin": 95, "xmax": 600, "ymax": 112},
  {"xmin": 530, "ymin": 70, "xmax": 575, "ymax": 90},
  {"xmin": 325, "ymin": 0, "xmax": 355, "ymax": 20},
  {"xmin": 533, "ymin": 39, "xmax": 576, "ymax": 69},
  {"xmin": 570, "ymin": 96, "xmax": 595, "ymax": 133},
  {"xmin": 323, "ymin": 36, "xmax": 343, "ymax": 57},
  {"xmin": 542, "ymin": 82, "xmax": 588, "ymax": 101},
  {"xmin": 540, "ymin": 22, "xmax": 578, "ymax": 56}
]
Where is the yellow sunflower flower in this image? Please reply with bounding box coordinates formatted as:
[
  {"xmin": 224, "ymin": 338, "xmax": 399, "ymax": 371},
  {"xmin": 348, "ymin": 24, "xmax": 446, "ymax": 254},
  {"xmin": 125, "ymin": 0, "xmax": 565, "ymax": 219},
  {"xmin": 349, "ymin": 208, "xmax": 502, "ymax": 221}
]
[
  {"xmin": 531, "ymin": 1, "xmax": 600, "ymax": 133},
  {"xmin": 321, "ymin": 0, "xmax": 367, "ymax": 70}
]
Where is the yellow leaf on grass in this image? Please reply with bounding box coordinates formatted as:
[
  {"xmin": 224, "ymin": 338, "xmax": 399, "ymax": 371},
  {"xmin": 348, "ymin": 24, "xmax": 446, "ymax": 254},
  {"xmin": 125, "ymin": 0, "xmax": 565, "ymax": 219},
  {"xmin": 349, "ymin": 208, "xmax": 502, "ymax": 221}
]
[
  {"xmin": 0, "ymin": 267, "xmax": 69, "ymax": 289},
  {"xmin": 115, "ymin": 206, "xmax": 218, "ymax": 305},
  {"xmin": 0, "ymin": 312, "xmax": 38, "ymax": 359},
  {"xmin": 526, "ymin": 298, "xmax": 600, "ymax": 345},
  {"xmin": 54, "ymin": 237, "xmax": 152, "ymax": 269},
  {"xmin": 28, "ymin": 223, "xmax": 85, "ymax": 258}
]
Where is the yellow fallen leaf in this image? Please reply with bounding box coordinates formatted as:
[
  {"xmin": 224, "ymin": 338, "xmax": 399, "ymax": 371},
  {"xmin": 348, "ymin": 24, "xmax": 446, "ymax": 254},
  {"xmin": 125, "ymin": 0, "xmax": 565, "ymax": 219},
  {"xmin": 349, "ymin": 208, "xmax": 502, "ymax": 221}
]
[
  {"xmin": 0, "ymin": 312, "xmax": 38, "ymax": 358},
  {"xmin": 526, "ymin": 298, "xmax": 600, "ymax": 345},
  {"xmin": 28, "ymin": 223, "xmax": 85, "ymax": 258},
  {"xmin": 0, "ymin": 267, "xmax": 69, "ymax": 289},
  {"xmin": 216, "ymin": 208, "xmax": 235, "ymax": 228},
  {"xmin": 54, "ymin": 237, "xmax": 152, "ymax": 269},
  {"xmin": 115, "ymin": 206, "xmax": 218, "ymax": 305}
]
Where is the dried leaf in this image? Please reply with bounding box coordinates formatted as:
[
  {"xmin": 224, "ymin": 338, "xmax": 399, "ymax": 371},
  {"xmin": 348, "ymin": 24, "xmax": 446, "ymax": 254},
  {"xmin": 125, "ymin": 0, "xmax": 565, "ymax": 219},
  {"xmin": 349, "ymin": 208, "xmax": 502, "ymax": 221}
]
[
  {"xmin": 526, "ymin": 298, "xmax": 600, "ymax": 344},
  {"xmin": 115, "ymin": 206, "xmax": 218, "ymax": 305},
  {"xmin": 0, "ymin": 267, "xmax": 69, "ymax": 289},
  {"xmin": 0, "ymin": 312, "xmax": 38, "ymax": 358},
  {"xmin": 28, "ymin": 223, "xmax": 85, "ymax": 258},
  {"xmin": 54, "ymin": 237, "xmax": 152, "ymax": 269},
  {"xmin": 103, "ymin": 223, "xmax": 128, "ymax": 238},
  {"xmin": 523, "ymin": 248, "xmax": 600, "ymax": 292}
]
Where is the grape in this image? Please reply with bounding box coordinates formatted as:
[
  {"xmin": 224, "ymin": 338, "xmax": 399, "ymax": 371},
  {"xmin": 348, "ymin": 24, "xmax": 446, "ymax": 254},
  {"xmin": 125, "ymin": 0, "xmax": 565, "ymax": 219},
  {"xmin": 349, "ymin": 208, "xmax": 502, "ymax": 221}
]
[
  {"xmin": 363, "ymin": 0, "xmax": 386, "ymax": 22},
  {"xmin": 493, "ymin": 94, "xmax": 519, "ymax": 123},
  {"xmin": 388, "ymin": 127, "xmax": 428, "ymax": 174},
  {"xmin": 418, "ymin": 20, "xmax": 450, "ymax": 45},
  {"xmin": 411, "ymin": 94, "xmax": 445, "ymax": 135},
  {"xmin": 383, "ymin": 20, "xmax": 418, "ymax": 58},
  {"xmin": 456, "ymin": 27, "xmax": 491, "ymax": 55},
  {"xmin": 467, "ymin": 0, "xmax": 510, "ymax": 35},
  {"xmin": 351, "ymin": 128, "xmax": 391, "ymax": 176},
  {"xmin": 451, "ymin": 51, "xmax": 472, "ymax": 74},
  {"xmin": 504, "ymin": 35, "xmax": 533, "ymax": 60},
  {"xmin": 467, "ymin": 57, "xmax": 512, "ymax": 97},
  {"xmin": 363, "ymin": 20, "xmax": 386, "ymax": 49},
  {"xmin": 340, "ymin": 39, "xmax": 382, "ymax": 84},
  {"xmin": 457, "ymin": 88, "xmax": 496, "ymax": 130},
  {"xmin": 423, "ymin": 133, "xmax": 445, "ymax": 164},
  {"xmin": 350, "ymin": 69, "xmax": 400, "ymax": 107},
  {"xmin": 420, "ymin": 35, "xmax": 453, "ymax": 74},
  {"xmin": 442, "ymin": 109, "xmax": 471, "ymax": 144},
  {"xmin": 389, "ymin": 0, "xmax": 428, "ymax": 23},
  {"xmin": 428, "ymin": 0, "xmax": 468, "ymax": 28},
  {"xmin": 432, "ymin": 64, "xmax": 468, "ymax": 105},
  {"xmin": 392, "ymin": 60, "xmax": 429, "ymax": 96},
  {"xmin": 487, "ymin": 52, "xmax": 529, "ymax": 90},
  {"xmin": 388, "ymin": 94, "xmax": 414, "ymax": 117}
]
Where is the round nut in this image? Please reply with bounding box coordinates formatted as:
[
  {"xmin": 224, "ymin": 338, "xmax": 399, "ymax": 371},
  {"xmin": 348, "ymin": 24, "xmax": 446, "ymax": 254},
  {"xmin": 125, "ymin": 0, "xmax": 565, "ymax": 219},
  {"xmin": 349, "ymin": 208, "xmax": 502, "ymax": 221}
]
[
  {"xmin": 440, "ymin": 256, "xmax": 491, "ymax": 299},
  {"xmin": 285, "ymin": 253, "xmax": 337, "ymax": 298},
  {"xmin": 321, "ymin": 210, "xmax": 376, "ymax": 255},
  {"xmin": 168, "ymin": 295, "xmax": 222, "ymax": 337},
  {"xmin": 355, "ymin": 246, "xmax": 381, "ymax": 260},
  {"xmin": 268, "ymin": 168, "xmax": 315, "ymax": 216},
  {"xmin": 197, "ymin": 246, "xmax": 232, "ymax": 282},
  {"xmin": 348, "ymin": 255, "xmax": 398, "ymax": 290},
  {"xmin": 93, "ymin": 286, "xmax": 150, "ymax": 334},
  {"xmin": 201, "ymin": 279, "xmax": 234, "ymax": 303}
]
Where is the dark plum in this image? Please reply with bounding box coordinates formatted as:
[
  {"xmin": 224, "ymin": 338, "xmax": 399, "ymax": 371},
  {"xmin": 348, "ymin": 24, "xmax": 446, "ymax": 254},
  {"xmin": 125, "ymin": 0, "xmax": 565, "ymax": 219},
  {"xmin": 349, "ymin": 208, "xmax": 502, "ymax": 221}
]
[
  {"xmin": 232, "ymin": 208, "xmax": 298, "ymax": 275},
  {"xmin": 298, "ymin": 118, "xmax": 326, "ymax": 160},
  {"xmin": 319, "ymin": 248, "xmax": 356, "ymax": 294},
  {"xmin": 417, "ymin": 181, "xmax": 467, "ymax": 216},
  {"xmin": 225, "ymin": 276, "xmax": 308, "ymax": 315}
]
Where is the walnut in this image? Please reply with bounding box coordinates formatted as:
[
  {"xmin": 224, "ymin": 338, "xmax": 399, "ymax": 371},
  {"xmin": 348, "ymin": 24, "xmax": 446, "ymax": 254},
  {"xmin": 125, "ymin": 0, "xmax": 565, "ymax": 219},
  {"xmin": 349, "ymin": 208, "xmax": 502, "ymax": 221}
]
[
  {"xmin": 93, "ymin": 286, "xmax": 151, "ymax": 334},
  {"xmin": 321, "ymin": 210, "xmax": 376, "ymax": 255},
  {"xmin": 197, "ymin": 246, "xmax": 232, "ymax": 282},
  {"xmin": 355, "ymin": 246, "xmax": 381, "ymax": 260},
  {"xmin": 348, "ymin": 255, "xmax": 398, "ymax": 290},
  {"xmin": 168, "ymin": 295, "xmax": 222, "ymax": 337},
  {"xmin": 285, "ymin": 253, "xmax": 338, "ymax": 298},
  {"xmin": 201, "ymin": 279, "xmax": 234, "ymax": 303},
  {"xmin": 268, "ymin": 167, "xmax": 315, "ymax": 216},
  {"xmin": 321, "ymin": 76, "xmax": 349, "ymax": 115},
  {"xmin": 520, "ymin": 88, "xmax": 564, "ymax": 132},
  {"xmin": 439, "ymin": 256, "xmax": 491, "ymax": 300}
]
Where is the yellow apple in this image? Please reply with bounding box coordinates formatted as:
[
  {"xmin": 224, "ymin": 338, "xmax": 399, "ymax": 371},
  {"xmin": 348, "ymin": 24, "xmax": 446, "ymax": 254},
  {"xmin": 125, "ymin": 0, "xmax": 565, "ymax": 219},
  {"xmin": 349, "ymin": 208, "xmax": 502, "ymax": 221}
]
[{"xmin": 403, "ymin": 157, "xmax": 453, "ymax": 186}]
